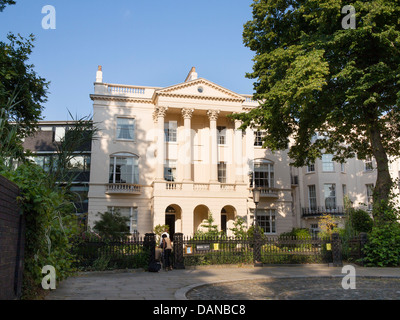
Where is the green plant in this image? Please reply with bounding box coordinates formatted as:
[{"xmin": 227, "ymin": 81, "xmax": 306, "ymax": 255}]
[
  {"xmin": 200, "ymin": 212, "xmax": 219, "ymax": 238},
  {"xmin": 230, "ymin": 217, "xmax": 247, "ymax": 238},
  {"xmin": 349, "ymin": 209, "xmax": 373, "ymax": 234},
  {"xmin": 92, "ymin": 254, "xmax": 111, "ymax": 271},
  {"xmin": 1, "ymin": 162, "xmax": 79, "ymax": 299},
  {"xmin": 93, "ymin": 210, "xmax": 130, "ymax": 240},
  {"xmin": 363, "ymin": 221, "xmax": 400, "ymax": 267}
]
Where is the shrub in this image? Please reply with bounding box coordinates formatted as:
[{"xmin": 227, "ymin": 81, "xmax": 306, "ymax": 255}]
[
  {"xmin": 363, "ymin": 221, "xmax": 400, "ymax": 267},
  {"xmin": 349, "ymin": 209, "xmax": 373, "ymax": 233},
  {"xmin": 93, "ymin": 210, "xmax": 130, "ymax": 240}
]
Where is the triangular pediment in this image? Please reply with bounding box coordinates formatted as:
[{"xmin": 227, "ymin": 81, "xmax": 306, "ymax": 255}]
[{"xmin": 154, "ymin": 78, "xmax": 245, "ymax": 102}]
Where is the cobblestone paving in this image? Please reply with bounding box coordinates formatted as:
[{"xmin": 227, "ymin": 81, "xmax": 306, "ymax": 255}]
[{"xmin": 187, "ymin": 277, "xmax": 400, "ymax": 300}]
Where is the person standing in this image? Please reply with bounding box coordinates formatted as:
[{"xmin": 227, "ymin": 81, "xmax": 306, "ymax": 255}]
[{"xmin": 161, "ymin": 233, "xmax": 173, "ymax": 271}]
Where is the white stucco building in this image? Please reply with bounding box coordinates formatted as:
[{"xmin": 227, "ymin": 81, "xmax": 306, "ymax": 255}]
[{"xmin": 87, "ymin": 66, "xmax": 400, "ymax": 237}]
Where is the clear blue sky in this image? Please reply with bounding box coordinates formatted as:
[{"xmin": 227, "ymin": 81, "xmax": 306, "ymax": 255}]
[{"xmin": 0, "ymin": 0, "xmax": 256, "ymax": 121}]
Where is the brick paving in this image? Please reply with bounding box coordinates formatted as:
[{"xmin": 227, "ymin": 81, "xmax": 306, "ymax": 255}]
[{"xmin": 45, "ymin": 265, "xmax": 400, "ymax": 300}]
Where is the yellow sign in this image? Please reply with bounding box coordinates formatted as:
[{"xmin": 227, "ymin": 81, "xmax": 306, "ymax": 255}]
[
  {"xmin": 326, "ymin": 243, "xmax": 332, "ymax": 251},
  {"xmin": 213, "ymin": 243, "xmax": 219, "ymax": 251}
]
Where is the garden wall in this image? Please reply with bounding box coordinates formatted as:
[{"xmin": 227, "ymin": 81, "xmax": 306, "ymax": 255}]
[{"xmin": 0, "ymin": 175, "xmax": 25, "ymax": 300}]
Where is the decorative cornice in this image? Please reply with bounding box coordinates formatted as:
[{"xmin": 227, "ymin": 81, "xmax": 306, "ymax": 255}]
[
  {"xmin": 90, "ymin": 94, "xmax": 153, "ymax": 104},
  {"xmin": 181, "ymin": 108, "xmax": 195, "ymax": 119},
  {"xmin": 207, "ymin": 110, "xmax": 220, "ymax": 121}
]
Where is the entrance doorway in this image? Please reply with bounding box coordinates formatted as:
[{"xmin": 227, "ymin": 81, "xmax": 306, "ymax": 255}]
[{"xmin": 165, "ymin": 214, "xmax": 175, "ymax": 239}]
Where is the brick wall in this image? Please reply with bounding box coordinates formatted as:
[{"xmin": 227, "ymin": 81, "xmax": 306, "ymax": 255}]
[{"xmin": 0, "ymin": 175, "xmax": 25, "ymax": 300}]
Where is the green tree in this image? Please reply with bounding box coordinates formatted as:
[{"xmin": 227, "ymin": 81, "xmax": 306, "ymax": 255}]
[
  {"xmin": 0, "ymin": 33, "xmax": 49, "ymax": 143},
  {"xmin": 93, "ymin": 211, "xmax": 130, "ymax": 240},
  {"xmin": 235, "ymin": 0, "xmax": 400, "ymax": 220}
]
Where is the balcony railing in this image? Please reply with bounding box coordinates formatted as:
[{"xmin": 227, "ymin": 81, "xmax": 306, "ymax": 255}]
[
  {"xmin": 166, "ymin": 182, "xmax": 182, "ymax": 190},
  {"xmin": 106, "ymin": 183, "xmax": 141, "ymax": 195},
  {"xmin": 302, "ymin": 206, "xmax": 345, "ymax": 218},
  {"xmin": 249, "ymin": 187, "xmax": 279, "ymax": 198}
]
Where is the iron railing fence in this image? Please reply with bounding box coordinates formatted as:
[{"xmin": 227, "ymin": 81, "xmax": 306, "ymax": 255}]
[{"xmin": 71, "ymin": 236, "xmax": 149, "ymax": 270}]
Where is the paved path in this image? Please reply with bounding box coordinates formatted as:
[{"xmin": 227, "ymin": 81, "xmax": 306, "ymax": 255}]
[{"xmin": 45, "ymin": 264, "xmax": 400, "ymax": 300}]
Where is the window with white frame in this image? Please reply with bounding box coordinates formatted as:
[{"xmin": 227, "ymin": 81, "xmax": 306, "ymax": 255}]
[
  {"xmin": 307, "ymin": 163, "xmax": 315, "ymax": 173},
  {"xmin": 164, "ymin": 160, "xmax": 177, "ymax": 181},
  {"xmin": 322, "ymin": 154, "xmax": 334, "ymax": 172},
  {"xmin": 254, "ymin": 131, "xmax": 266, "ymax": 147},
  {"xmin": 217, "ymin": 126, "xmax": 227, "ymax": 145},
  {"xmin": 308, "ymin": 185, "xmax": 317, "ymax": 210},
  {"xmin": 218, "ymin": 162, "xmax": 227, "ymax": 183},
  {"xmin": 364, "ymin": 157, "xmax": 373, "ymax": 171},
  {"xmin": 324, "ymin": 183, "xmax": 337, "ymax": 209},
  {"xmin": 116, "ymin": 118, "xmax": 135, "ymax": 140},
  {"xmin": 109, "ymin": 153, "xmax": 139, "ymax": 184},
  {"xmin": 366, "ymin": 184, "xmax": 374, "ymax": 211},
  {"xmin": 342, "ymin": 184, "xmax": 347, "ymax": 205},
  {"xmin": 108, "ymin": 206, "xmax": 138, "ymax": 233},
  {"xmin": 250, "ymin": 160, "xmax": 274, "ymax": 189},
  {"xmin": 341, "ymin": 162, "xmax": 346, "ymax": 173},
  {"xmin": 164, "ymin": 121, "xmax": 177, "ymax": 142},
  {"xmin": 256, "ymin": 209, "xmax": 276, "ymax": 234}
]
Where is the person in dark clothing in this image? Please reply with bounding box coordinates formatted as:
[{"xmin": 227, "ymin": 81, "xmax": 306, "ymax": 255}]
[{"xmin": 161, "ymin": 233, "xmax": 173, "ymax": 271}]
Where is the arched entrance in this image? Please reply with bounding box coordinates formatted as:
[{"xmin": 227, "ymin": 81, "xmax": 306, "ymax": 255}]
[
  {"xmin": 165, "ymin": 204, "xmax": 182, "ymax": 240},
  {"xmin": 221, "ymin": 205, "xmax": 236, "ymax": 236},
  {"xmin": 193, "ymin": 205, "xmax": 211, "ymax": 234}
]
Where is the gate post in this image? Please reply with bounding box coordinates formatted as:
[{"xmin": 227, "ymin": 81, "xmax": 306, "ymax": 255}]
[
  {"xmin": 173, "ymin": 233, "xmax": 185, "ymax": 269},
  {"xmin": 144, "ymin": 233, "xmax": 156, "ymax": 267},
  {"xmin": 331, "ymin": 233, "xmax": 343, "ymax": 267}
]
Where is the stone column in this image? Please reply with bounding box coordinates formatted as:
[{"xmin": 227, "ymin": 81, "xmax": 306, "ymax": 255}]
[
  {"xmin": 155, "ymin": 106, "xmax": 168, "ymax": 181},
  {"xmin": 207, "ymin": 110, "xmax": 220, "ymax": 183},
  {"xmin": 234, "ymin": 118, "xmax": 244, "ymax": 183},
  {"xmin": 181, "ymin": 108, "xmax": 194, "ymax": 182}
]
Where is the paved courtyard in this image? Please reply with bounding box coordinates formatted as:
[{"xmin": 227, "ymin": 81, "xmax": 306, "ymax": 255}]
[{"xmin": 45, "ymin": 264, "xmax": 400, "ymax": 300}]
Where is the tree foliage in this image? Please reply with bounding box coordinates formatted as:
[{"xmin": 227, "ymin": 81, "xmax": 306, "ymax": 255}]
[
  {"xmin": 0, "ymin": 0, "xmax": 15, "ymax": 12},
  {"xmin": 235, "ymin": 0, "xmax": 400, "ymax": 219},
  {"xmin": 0, "ymin": 33, "xmax": 49, "ymax": 140}
]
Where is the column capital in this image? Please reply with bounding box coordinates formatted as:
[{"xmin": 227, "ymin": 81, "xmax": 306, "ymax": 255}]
[
  {"xmin": 207, "ymin": 109, "xmax": 220, "ymax": 122},
  {"xmin": 155, "ymin": 106, "xmax": 168, "ymax": 118},
  {"xmin": 181, "ymin": 108, "xmax": 195, "ymax": 119}
]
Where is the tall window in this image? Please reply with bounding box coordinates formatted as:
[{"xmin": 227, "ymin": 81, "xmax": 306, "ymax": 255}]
[
  {"xmin": 256, "ymin": 209, "xmax": 276, "ymax": 234},
  {"xmin": 366, "ymin": 184, "xmax": 374, "ymax": 211},
  {"xmin": 218, "ymin": 162, "xmax": 227, "ymax": 183},
  {"xmin": 322, "ymin": 154, "xmax": 334, "ymax": 172},
  {"xmin": 365, "ymin": 157, "xmax": 373, "ymax": 171},
  {"xmin": 116, "ymin": 118, "xmax": 135, "ymax": 140},
  {"xmin": 254, "ymin": 131, "xmax": 266, "ymax": 147},
  {"xmin": 164, "ymin": 160, "xmax": 177, "ymax": 181},
  {"xmin": 251, "ymin": 160, "xmax": 274, "ymax": 188},
  {"xmin": 108, "ymin": 207, "xmax": 138, "ymax": 233},
  {"xmin": 164, "ymin": 121, "xmax": 177, "ymax": 142},
  {"xmin": 109, "ymin": 153, "xmax": 139, "ymax": 184},
  {"xmin": 342, "ymin": 184, "xmax": 347, "ymax": 205},
  {"xmin": 324, "ymin": 183, "xmax": 337, "ymax": 209},
  {"xmin": 217, "ymin": 126, "xmax": 227, "ymax": 145},
  {"xmin": 308, "ymin": 185, "xmax": 317, "ymax": 210}
]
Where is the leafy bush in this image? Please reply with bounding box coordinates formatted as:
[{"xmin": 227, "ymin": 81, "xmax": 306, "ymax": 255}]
[
  {"xmin": 363, "ymin": 221, "xmax": 400, "ymax": 267},
  {"xmin": 93, "ymin": 210, "xmax": 130, "ymax": 240},
  {"xmin": 1, "ymin": 162, "xmax": 79, "ymax": 299},
  {"xmin": 348, "ymin": 209, "xmax": 373, "ymax": 233}
]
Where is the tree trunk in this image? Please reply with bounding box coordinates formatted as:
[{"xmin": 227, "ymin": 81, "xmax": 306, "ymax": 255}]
[{"xmin": 369, "ymin": 124, "xmax": 392, "ymax": 221}]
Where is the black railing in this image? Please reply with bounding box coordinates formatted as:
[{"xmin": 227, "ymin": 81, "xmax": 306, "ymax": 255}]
[{"xmin": 302, "ymin": 206, "xmax": 345, "ymax": 218}]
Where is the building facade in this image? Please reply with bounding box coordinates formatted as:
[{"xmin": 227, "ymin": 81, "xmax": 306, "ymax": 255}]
[
  {"xmin": 22, "ymin": 121, "xmax": 91, "ymax": 216},
  {"xmin": 87, "ymin": 66, "xmax": 400, "ymax": 238}
]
